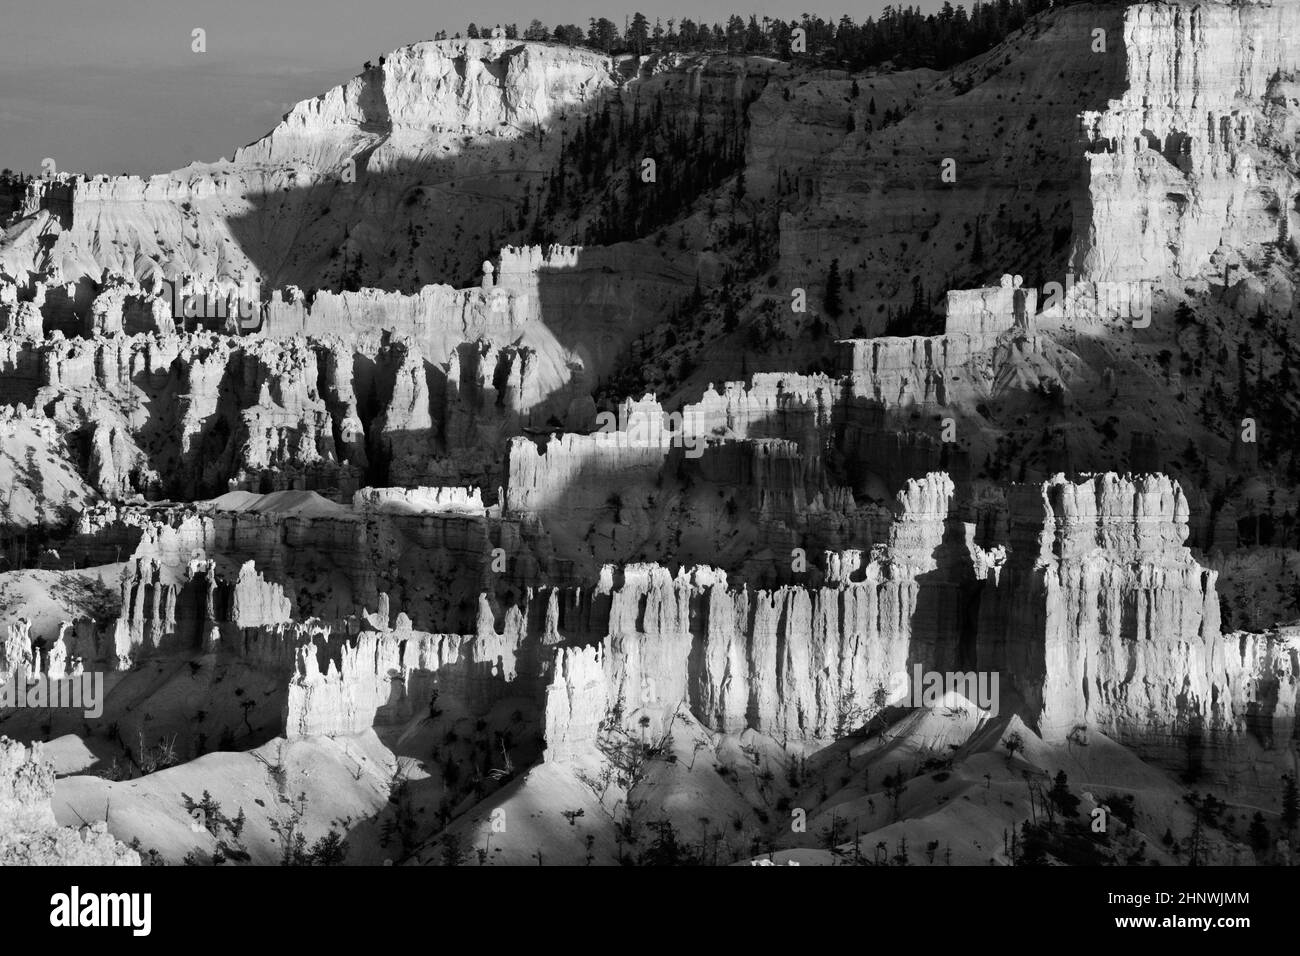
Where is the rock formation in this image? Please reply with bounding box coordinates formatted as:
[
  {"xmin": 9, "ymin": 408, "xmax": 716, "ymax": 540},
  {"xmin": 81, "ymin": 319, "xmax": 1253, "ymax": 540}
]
[
  {"xmin": 0, "ymin": 738, "xmax": 138, "ymax": 865},
  {"xmin": 1071, "ymin": 1, "xmax": 1300, "ymax": 282},
  {"xmin": 1, "ymin": 2, "xmax": 1298, "ymax": 867}
]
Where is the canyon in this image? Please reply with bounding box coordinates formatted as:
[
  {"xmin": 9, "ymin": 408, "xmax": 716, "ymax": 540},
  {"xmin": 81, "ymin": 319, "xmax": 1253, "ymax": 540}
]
[{"xmin": 0, "ymin": 0, "xmax": 1298, "ymax": 866}]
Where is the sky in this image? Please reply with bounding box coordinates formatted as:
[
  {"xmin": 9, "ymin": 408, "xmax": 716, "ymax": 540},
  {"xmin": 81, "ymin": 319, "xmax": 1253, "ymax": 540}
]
[{"xmin": 0, "ymin": 0, "xmax": 946, "ymax": 175}]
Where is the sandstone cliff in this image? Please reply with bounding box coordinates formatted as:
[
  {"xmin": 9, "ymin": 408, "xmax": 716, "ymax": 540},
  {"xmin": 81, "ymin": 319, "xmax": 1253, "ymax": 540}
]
[{"xmin": 1071, "ymin": 0, "xmax": 1300, "ymax": 282}]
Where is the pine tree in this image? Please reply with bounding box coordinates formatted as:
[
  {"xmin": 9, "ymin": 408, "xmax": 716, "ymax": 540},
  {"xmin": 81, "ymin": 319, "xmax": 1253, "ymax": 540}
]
[
  {"xmin": 1047, "ymin": 771, "xmax": 1080, "ymax": 818},
  {"xmin": 824, "ymin": 259, "xmax": 843, "ymax": 318},
  {"xmin": 1248, "ymin": 812, "xmax": 1271, "ymax": 852},
  {"xmin": 627, "ymin": 12, "xmax": 651, "ymax": 54},
  {"xmin": 723, "ymin": 298, "xmax": 738, "ymax": 332}
]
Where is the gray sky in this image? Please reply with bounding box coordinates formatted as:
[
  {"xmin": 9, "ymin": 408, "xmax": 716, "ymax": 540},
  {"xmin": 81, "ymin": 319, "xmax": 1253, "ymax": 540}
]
[{"xmin": 0, "ymin": 0, "xmax": 945, "ymax": 175}]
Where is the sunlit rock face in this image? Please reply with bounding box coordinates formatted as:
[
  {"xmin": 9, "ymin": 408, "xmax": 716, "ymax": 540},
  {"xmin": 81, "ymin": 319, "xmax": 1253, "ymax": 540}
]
[
  {"xmin": 235, "ymin": 40, "xmax": 615, "ymax": 169},
  {"xmin": 975, "ymin": 472, "xmax": 1298, "ymax": 790},
  {"xmin": 978, "ymin": 474, "xmax": 1214, "ymax": 733},
  {"xmin": 1071, "ymin": 0, "xmax": 1300, "ymax": 283},
  {"xmin": 534, "ymin": 469, "xmax": 1294, "ymax": 795}
]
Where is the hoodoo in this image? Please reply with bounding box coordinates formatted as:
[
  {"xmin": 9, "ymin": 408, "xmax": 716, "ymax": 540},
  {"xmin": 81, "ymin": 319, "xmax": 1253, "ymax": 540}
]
[{"xmin": 1, "ymin": 0, "xmax": 1298, "ymax": 870}]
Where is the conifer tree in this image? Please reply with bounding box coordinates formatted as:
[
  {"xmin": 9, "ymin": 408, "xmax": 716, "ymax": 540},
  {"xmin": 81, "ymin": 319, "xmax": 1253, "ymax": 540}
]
[{"xmin": 824, "ymin": 259, "xmax": 843, "ymax": 318}]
